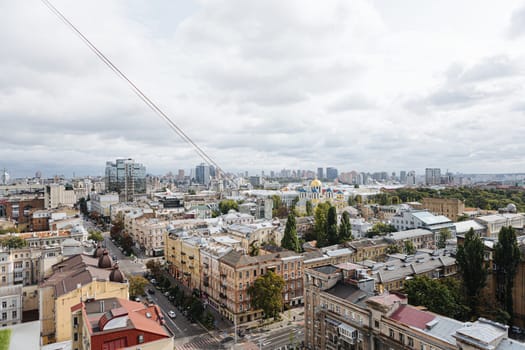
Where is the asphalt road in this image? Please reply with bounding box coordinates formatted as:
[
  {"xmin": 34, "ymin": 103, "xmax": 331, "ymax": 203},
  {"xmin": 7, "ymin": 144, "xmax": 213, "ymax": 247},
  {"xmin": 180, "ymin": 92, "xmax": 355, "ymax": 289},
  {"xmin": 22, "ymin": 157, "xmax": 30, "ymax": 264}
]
[
  {"xmin": 90, "ymin": 223, "xmax": 208, "ymax": 340},
  {"xmin": 242, "ymin": 325, "xmax": 304, "ymax": 350},
  {"xmin": 145, "ymin": 283, "xmax": 207, "ymax": 338}
]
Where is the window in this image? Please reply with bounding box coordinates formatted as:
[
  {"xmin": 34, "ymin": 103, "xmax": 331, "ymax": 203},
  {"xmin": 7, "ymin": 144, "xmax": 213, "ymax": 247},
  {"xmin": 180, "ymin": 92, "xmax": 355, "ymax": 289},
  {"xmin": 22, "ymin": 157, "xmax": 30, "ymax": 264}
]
[
  {"xmin": 284, "ymin": 263, "xmax": 288, "ymax": 270},
  {"xmin": 374, "ymin": 320, "xmax": 379, "ymax": 328},
  {"xmin": 399, "ymin": 333, "xmax": 404, "ymax": 343},
  {"xmin": 239, "ymin": 293, "xmax": 243, "ymax": 301},
  {"xmin": 389, "ymin": 328, "xmax": 394, "ymax": 338},
  {"xmin": 297, "ymin": 262, "xmax": 301, "ymax": 269},
  {"xmin": 291, "ymin": 272, "xmax": 295, "ymax": 278},
  {"xmin": 245, "ymin": 271, "xmax": 249, "ymax": 278},
  {"xmin": 1, "ymin": 302, "xmax": 5, "ymax": 309},
  {"xmin": 1, "ymin": 267, "xmax": 4, "ymax": 273},
  {"xmin": 239, "ymin": 283, "xmax": 243, "ymax": 289},
  {"xmin": 408, "ymin": 337, "xmax": 414, "ymax": 347},
  {"xmin": 253, "ymin": 270, "xmax": 256, "ymax": 277},
  {"xmin": 1, "ymin": 313, "xmax": 6, "ymax": 321},
  {"xmin": 284, "ymin": 273, "xmax": 288, "ymax": 280},
  {"xmin": 277, "ymin": 265, "xmax": 281, "ymax": 272},
  {"xmin": 239, "ymin": 272, "xmax": 242, "ymax": 279}
]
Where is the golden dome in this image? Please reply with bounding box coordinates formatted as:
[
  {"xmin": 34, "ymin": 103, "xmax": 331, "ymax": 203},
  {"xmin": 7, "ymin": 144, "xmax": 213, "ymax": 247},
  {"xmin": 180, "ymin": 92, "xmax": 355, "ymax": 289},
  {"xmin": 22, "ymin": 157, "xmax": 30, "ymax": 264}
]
[{"xmin": 310, "ymin": 178, "xmax": 322, "ymax": 188}]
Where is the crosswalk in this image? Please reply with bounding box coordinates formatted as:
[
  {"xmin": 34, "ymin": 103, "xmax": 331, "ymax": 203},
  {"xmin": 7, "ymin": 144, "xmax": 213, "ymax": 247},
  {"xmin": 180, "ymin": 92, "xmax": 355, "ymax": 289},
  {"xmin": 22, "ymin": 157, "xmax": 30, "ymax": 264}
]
[{"xmin": 174, "ymin": 336, "xmax": 220, "ymax": 350}]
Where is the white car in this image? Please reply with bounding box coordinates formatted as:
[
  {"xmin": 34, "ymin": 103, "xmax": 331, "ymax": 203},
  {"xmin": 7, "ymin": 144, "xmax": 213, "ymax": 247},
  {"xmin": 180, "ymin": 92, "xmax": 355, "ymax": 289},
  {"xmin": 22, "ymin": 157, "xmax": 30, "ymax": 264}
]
[{"xmin": 168, "ymin": 310, "xmax": 176, "ymax": 318}]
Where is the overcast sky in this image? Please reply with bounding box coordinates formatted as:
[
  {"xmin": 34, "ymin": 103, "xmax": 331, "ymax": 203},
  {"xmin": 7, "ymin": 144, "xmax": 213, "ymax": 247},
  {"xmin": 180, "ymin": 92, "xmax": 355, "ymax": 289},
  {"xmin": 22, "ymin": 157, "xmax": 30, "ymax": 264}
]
[{"xmin": 1, "ymin": 0, "xmax": 525, "ymax": 178}]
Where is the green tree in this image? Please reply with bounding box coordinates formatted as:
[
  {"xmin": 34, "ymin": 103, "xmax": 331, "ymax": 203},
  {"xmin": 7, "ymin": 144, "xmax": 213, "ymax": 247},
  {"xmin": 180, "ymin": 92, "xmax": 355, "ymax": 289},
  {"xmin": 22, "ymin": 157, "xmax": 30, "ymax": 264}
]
[
  {"xmin": 313, "ymin": 202, "xmax": 331, "ymax": 247},
  {"xmin": 129, "ymin": 275, "xmax": 148, "ymax": 297},
  {"xmin": 281, "ymin": 212, "xmax": 300, "ymax": 252},
  {"xmin": 146, "ymin": 260, "xmax": 163, "ymax": 279},
  {"xmin": 338, "ymin": 211, "xmax": 352, "ymax": 243},
  {"xmin": 88, "ymin": 230, "xmax": 104, "ymax": 242},
  {"xmin": 218, "ymin": 199, "xmax": 239, "ymax": 214},
  {"xmin": 456, "ymin": 228, "xmax": 488, "ymax": 317},
  {"xmin": 78, "ymin": 197, "xmax": 88, "ymax": 216},
  {"xmin": 326, "ymin": 206, "xmax": 338, "ymax": 245},
  {"xmin": 0, "ymin": 236, "xmax": 27, "ymax": 249},
  {"xmin": 249, "ymin": 241, "xmax": 260, "ymax": 256},
  {"xmin": 386, "ymin": 244, "xmax": 401, "ymax": 254},
  {"xmin": 403, "ymin": 276, "xmax": 469, "ymax": 320},
  {"xmin": 305, "ymin": 200, "xmax": 313, "ymax": 216},
  {"xmin": 437, "ymin": 228, "xmax": 451, "ymax": 249},
  {"xmin": 404, "ymin": 240, "xmax": 416, "ymax": 255},
  {"xmin": 366, "ymin": 222, "xmax": 396, "ymax": 237},
  {"xmin": 248, "ymin": 271, "xmax": 285, "ymax": 319},
  {"xmin": 494, "ymin": 226, "xmax": 521, "ymax": 321}
]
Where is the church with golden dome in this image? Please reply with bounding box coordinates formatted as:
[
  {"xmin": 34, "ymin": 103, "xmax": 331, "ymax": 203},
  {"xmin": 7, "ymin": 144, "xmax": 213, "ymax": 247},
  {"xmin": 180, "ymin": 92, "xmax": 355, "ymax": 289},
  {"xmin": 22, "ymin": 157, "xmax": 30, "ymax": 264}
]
[{"xmin": 296, "ymin": 177, "xmax": 347, "ymax": 213}]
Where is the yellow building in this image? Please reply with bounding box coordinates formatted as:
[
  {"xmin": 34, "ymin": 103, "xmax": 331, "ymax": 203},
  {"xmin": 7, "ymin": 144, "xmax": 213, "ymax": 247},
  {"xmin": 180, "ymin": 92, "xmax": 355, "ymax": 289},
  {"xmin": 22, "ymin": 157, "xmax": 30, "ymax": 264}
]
[
  {"xmin": 39, "ymin": 251, "xmax": 128, "ymax": 344},
  {"xmin": 165, "ymin": 231, "xmax": 204, "ymax": 291},
  {"xmin": 296, "ymin": 178, "xmax": 347, "ymax": 214}
]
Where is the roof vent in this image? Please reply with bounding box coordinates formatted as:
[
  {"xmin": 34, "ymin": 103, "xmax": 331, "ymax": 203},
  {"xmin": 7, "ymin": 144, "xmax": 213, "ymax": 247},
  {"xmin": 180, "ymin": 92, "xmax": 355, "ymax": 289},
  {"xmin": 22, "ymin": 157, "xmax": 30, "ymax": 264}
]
[{"xmin": 426, "ymin": 319, "xmax": 439, "ymax": 329}]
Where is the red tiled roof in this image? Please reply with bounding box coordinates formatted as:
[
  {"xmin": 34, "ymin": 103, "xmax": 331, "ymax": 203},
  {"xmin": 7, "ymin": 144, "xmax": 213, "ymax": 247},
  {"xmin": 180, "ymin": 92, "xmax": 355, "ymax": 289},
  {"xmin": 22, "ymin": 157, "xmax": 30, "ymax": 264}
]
[{"xmin": 389, "ymin": 304, "xmax": 435, "ymax": 329}]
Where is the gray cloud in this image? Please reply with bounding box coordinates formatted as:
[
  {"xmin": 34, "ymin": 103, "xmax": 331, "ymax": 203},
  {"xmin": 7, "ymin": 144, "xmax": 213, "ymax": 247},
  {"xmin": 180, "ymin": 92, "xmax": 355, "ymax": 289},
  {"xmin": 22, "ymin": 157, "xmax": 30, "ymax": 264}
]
[
  {"xmin": 509, "ymin": 5, "xmax": 525, "ymax": 38},
  {"xmin": 1, "ymin": 1, "xmax": 525, "ymax": 176}
]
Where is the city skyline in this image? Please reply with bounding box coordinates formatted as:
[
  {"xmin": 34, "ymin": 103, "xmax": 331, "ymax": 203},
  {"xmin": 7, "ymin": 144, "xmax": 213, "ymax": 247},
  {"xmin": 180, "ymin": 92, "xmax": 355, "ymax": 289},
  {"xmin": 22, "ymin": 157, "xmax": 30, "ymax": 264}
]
[{"xmin": 2, "ymin": 1, "xmax": 525, "ymax": 177}]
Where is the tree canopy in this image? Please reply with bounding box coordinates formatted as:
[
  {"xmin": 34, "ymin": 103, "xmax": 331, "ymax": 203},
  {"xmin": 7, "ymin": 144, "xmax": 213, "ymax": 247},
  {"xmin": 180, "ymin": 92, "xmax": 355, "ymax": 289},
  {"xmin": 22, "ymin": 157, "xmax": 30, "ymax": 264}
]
[
  {"xmin": 326, "ymin": 206, "xmax": 338, "ymax": 246},
  {"xmin": 88, "ymin": 230, "xmax": 104, "ymax": 242},
  {"xmin": 456, "ymin": 228, "xmax": 488, "ymax": 317},
  {"xmin": 248, "ymin": 271, "xmax": 285, "ymax": 319},
  {"xmin": 129, "ymin": 275, "xmax": 148, "ymax": 297},
  {"xmin": 366, "ymin": 222, "xmax": 396, "ymax": 238},
  {"xmin": 338, "ymin": 211, "xmax": 352, "ymax": 242},
  {"xmin": 494, "ymin": 226, "xmax": 521, "ymax": 321},
  {"xmin": 281, "ymin": 212, "xmax": 300, "ymax": 252},
  {"xmin": 0, "ymin": 236, "xmax": 27, "ymax": 249},
  {"xmin": 218, "ymin": 200, "xmax": 238, "ymax": 214},
  {"xmin": 403, "ymin": 276, "xmax": 469, "ymax": 321},
  {"xmin": 313, "ymin": 202, "xmax": 331, "ymax": 247}
]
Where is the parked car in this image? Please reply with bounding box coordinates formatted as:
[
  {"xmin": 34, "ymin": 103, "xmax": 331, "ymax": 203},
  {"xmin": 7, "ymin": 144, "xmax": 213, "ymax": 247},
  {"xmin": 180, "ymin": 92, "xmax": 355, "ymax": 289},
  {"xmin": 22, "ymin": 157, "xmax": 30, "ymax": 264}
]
[
  {"xmin": 168, "ymin": 310, "xmax": 176, "ymax": 318},
  {"xmin": 147, "ymin": 288, "xmax": 155, "ymax": 294},
  {"xmin": 150, "ymin": 278, "xmax": 157, "ymax": 285}
]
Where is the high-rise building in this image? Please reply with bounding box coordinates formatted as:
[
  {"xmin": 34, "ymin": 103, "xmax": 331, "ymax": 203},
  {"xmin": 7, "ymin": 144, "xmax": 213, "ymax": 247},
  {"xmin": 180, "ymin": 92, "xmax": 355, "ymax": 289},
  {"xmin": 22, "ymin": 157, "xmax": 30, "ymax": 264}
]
[
  {"xmin": 425, "ymin": 168, "xmax": 441, "ymax": 185},
  {"xmin": 105, "ymin": 158, "xmax": 146, "ymax": 201},
  {"xmin": 177, "ymin": 169, "xmax": 185, "ymax": 181},
  {"xmin": 407, "ymin": 170, "xmax": 416, "ymax": 185},
  {"xmin": 195, "ymin": 163, "xmax": 211, "ymax": 186},
  {"xmin": 326, "ymin": 167, "xmax": 338, "ymax": 181},
  {"xmin": 317, "ymin": 167, "xmax": 324, "ymax": 179},
  {"xmin": 400, "ymin": 170, "xmax": 407, "ymax": 184}
]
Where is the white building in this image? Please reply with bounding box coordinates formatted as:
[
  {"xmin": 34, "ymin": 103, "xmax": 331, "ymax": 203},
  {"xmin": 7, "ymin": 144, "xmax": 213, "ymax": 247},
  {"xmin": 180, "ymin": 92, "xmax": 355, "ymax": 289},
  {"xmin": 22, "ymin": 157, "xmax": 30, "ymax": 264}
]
[
  {"xmin": 0, "ymin": 285, "xmax": 22, "ymax": 327},
  {"xmin": 44, "ymin": 184, "xmax": 76, "ymax": 209},
  {"xmin": 90, "ymin": 192, "xmax": 119, "ymax": 219}
]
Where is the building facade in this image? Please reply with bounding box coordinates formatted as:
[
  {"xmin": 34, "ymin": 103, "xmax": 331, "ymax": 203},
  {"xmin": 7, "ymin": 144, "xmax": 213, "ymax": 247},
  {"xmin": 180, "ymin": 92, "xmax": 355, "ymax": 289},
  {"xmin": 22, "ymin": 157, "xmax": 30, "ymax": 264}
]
[{"xmin": 105, "ymin": 158, "xmax": 147, "ymax": 201}]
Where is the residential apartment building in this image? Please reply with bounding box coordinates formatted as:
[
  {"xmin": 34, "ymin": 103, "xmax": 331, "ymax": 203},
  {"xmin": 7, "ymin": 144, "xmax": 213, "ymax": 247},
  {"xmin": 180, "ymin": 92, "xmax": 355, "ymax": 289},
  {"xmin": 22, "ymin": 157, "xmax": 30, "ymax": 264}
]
[
  {"xmin": 390, "ymin": 209, "xmax": 454, "ymax": 235},
  {"xmin": 304, "ymin": 263, "xmax": 524, "ymax": 350},
  {"xmin": 217, "ymin": 250, "xmax": 304, "ymax": 324},
  {"xmin": 226, "ymin": 221, "xmax": 282, "ymax": 252},
  {"xmin": 130, "ymin": 218, "xmax": 167, "ymax": 257},
  {"xmin": 70, "ymin": 298, "xmax": 173, "ymax": 350},
  {"xmin": 0, "ymin": 285, "xmax": 22, "ymax": 327},
  {"xmin": 421, "ymin": 197, "xmax": 465, "ymax": 222},
  {"xmin": 89, "ymin": 192, "xmax": 119, "ymax": 221},
  {"xmin": 385, "ymin": 229, "xmax": 435, "ymax": 250},
  {"xmin": 360, "ymin": 251, "xmax": 457, "ymax": 293},
  {"xmin": 348, "ymin": 238, "xmax": 390, "ymax": 262},
  {"xmin": 39, "ymin": 253, "xmax": 128, "ymax": 344},
  {"xmin": 44, "ymin": 184, "xmax": 76, "ymax": 209},
  {"xmin": 425, "ymin": 168, "xmax": 441, "ymax": 186},
  {"xmin": 475, "ymin": 214, "xmax": 524, "ymax": 238},
  {"xmin": 0, "ymin": 195, "xmax": 45, "ymax": 229}
]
